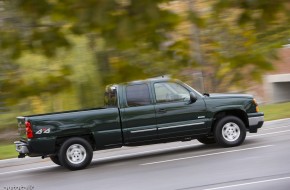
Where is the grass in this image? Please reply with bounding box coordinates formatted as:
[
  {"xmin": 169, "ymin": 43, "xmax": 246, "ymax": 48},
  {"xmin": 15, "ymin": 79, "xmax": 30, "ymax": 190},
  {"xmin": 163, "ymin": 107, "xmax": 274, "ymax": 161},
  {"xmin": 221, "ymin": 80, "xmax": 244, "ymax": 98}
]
[
  {"xmin": 0, "ymin": 102, "xmax": 289, "ymax": 160},
  {"xmin": 0, "ymin": 144, "xmax": 18, "ymax": 160},
  {"xmin": 260, "ymin": 102, "xmax": 290, "ymax": 121}
]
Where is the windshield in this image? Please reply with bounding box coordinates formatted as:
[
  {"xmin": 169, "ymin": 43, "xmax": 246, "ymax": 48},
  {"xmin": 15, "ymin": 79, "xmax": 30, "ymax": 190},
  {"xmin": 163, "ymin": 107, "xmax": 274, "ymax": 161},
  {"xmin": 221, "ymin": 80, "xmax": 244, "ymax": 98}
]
[{"xmin": 181, "ymin": 81, "xmax": 204, "ymax": 97}]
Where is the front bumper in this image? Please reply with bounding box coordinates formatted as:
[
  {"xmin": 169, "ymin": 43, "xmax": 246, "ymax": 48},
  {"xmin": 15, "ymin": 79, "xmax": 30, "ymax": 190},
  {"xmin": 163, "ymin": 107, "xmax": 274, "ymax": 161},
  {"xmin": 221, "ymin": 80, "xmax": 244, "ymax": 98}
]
[
  {"xmin": 14, "ymin": 141, "xmax": 29, "ymax": 158},
  {"xmin": 248, "ymin": 114, "xmax": 264, "ymax": 133}
]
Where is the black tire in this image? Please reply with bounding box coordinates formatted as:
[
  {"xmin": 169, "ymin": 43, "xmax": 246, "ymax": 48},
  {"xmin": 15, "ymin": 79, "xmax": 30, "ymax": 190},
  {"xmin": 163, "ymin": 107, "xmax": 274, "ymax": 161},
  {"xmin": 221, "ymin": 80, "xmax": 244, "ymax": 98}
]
[
  {"xmin": 50, "ymin": 155, "xmax": 62, "ymax": 166},
  {"xmin": 58, "ymin": 137, "xmax": 93, "ymax": 171},
  {"xmin": 197, "ymin": 136, "xmax": 216, "ymax": 144},
  {"xmin": 214, "ymin": 116, "xmax": 246, "ymax": 147}
]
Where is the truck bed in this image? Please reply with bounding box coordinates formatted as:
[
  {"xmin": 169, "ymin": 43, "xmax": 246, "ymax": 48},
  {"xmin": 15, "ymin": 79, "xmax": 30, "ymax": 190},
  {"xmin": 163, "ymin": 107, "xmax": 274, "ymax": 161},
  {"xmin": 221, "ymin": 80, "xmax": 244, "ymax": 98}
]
[{"xmin": 17, "ymin": 107, "xmax": 123, "ymax": 154}]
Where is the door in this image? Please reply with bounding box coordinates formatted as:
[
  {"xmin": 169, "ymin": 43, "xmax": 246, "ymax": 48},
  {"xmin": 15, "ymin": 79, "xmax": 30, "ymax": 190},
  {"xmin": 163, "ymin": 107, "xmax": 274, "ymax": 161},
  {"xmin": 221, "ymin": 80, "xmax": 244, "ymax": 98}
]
[
  {"xmin": 153, "ymin": 82, "xmax": 207, "ymax": 140},
  {"xmin": 120, "ymin": 83, "xmax": 157, "ymax": 144}
]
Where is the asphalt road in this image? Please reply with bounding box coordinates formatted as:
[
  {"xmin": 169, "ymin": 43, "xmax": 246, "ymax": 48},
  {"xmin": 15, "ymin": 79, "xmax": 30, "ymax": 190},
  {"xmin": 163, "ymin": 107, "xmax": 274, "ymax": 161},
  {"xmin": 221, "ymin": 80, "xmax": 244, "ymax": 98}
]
[{"xmin": 1, "ymin": 118, "xmax": 290, "ymax": 190}]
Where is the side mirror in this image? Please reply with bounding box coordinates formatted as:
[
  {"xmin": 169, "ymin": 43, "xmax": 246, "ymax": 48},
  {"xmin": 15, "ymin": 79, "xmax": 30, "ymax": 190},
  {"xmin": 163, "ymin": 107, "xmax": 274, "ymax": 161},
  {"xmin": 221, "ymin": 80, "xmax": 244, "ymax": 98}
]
[{"xmin": 189, "ymin": 92, "xmax": 197, "ymax": 104}]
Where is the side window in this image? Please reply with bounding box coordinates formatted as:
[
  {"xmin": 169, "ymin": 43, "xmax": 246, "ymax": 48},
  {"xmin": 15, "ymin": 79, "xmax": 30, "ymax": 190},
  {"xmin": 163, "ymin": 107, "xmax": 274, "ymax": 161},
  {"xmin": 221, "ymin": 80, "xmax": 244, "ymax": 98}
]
[
  {"xmin": 154, "ymin": 82, "xmax": 190, "ymax": 103},
  {"xmin": 126, "ymin": 84, "xmax": 151, "ymax": 107}
]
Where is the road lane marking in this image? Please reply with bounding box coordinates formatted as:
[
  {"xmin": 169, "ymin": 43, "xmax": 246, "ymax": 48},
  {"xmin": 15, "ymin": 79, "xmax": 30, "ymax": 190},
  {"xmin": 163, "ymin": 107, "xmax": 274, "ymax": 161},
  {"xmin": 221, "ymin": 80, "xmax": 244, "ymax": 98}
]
[
  {"xmin": 1, "ymin": 143, "xmax": 277, "ymax": 174},
  {"xmin": 265, "ymin": 118, "xmax": 290, "ymax": 124},
  {"xmin": 248, "ymin": 129, "xmax": 290, "ymax": 138},
  {"xmin": 0, "ymin": 144, "xmax": 200, "ymax": 165},
  {"xmin": 93, "ymin": 129, "xmax": 290, "ymax": 163},
  {"xmin": 140, "ymin": 145, "xmax": 274, "ymax": 166},
  {"xmin": 0, "ymin": 144, "xmax": 201, "ymax": 175},
  {"xmin": 0, "ymin": 165, "xmax": 56, "ymax": 175},
  {"xmin": 92, "ymin": 144, "xmax": 200, "ymax": 162},
  {"xmin": 261, "ymin": 125, "xmax": 290, "ymax": 131},
  {"xmin": 202, "ymin": 176, "xmax": 290, "ymax": 190}
]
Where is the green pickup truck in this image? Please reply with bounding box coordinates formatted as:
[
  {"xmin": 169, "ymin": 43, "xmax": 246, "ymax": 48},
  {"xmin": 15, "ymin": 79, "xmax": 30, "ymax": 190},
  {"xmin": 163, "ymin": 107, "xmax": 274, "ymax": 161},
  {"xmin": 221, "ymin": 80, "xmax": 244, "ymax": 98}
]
[{"xmin": 15, "ymin": 77, "xmax": 264, "ymax": 170}]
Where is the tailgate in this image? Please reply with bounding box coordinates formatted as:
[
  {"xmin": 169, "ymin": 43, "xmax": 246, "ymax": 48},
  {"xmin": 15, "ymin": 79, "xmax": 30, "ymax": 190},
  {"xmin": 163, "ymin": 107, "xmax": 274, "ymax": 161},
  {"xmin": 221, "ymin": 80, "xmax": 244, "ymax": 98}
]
[{"xmin": 17, "ymin": 116, "xmax": 27, "ymax": 140}]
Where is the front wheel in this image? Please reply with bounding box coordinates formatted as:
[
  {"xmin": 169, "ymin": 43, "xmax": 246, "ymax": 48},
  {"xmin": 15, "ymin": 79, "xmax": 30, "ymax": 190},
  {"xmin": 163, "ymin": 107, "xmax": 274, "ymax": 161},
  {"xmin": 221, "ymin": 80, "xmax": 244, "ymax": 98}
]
[
  {"xmin": 214, "ymin": 116, "xmax": 246, "ymax": 147},
  {"xmin": 58, "ymin": 137, "xmax": 93, "ymax": 170}
]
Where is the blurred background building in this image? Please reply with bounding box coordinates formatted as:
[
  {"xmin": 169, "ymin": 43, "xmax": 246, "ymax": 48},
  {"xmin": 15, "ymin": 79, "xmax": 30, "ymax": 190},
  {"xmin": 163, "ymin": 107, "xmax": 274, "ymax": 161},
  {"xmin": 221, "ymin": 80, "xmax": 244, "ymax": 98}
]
[
  {"xmin": 249, "ymin": 47, "xmax": 290, "ymax": 103},
  {"xmin": 263, "ymin": 47, "xmax": 290, "ymax": 103}
]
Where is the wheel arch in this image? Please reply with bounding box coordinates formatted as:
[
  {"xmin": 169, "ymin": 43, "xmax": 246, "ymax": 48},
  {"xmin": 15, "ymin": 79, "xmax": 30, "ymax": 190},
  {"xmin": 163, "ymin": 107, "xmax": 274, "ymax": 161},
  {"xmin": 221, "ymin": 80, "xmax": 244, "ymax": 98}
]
[
  {"xmin": 212, "ymin": 110, "xmax": 249, "ymax": 131},
  {"xmin": 55, "ymin": 134, "xmax": 97, "ymax": 153}
]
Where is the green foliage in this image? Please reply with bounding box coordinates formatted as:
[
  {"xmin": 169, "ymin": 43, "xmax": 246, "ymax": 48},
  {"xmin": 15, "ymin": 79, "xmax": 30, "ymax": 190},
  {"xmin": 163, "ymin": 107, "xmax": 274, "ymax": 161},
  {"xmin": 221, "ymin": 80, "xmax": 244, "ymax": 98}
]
[
  {"xmin": 1, "ymin": 0, "xmax": 289, "ymax": 93},
  {"xmin": 10, "ymin": 0, "xmax": 180, "ymax": 55},
  {"xmin": 188, "ymin": 10, "xmax": 205, "ymax": 28},
  {"xmin": 0, "ymin": 0, "xmax": 183, "ymax": 109},
  {"xmin": 0, "ymin": 36, "xmax": 103, "ymax": 131},
  {"xmin": 1, "ymin": 0, "xmax": 290, "ymax": 135},
  {"xmin": 213, "ymin": 0, "xmax": 290, "ymax": 29},
  {"xmin": 193, "ymin": 0, "xmax": 290, "ymax": 92}
]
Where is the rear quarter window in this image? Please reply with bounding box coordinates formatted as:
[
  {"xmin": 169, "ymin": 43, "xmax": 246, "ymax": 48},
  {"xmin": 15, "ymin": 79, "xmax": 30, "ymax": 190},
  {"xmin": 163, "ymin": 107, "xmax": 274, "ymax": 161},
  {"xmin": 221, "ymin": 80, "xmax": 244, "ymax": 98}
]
[{"xmin": 126, "ymin": 84, "xmax": 151, "ymax": 107}]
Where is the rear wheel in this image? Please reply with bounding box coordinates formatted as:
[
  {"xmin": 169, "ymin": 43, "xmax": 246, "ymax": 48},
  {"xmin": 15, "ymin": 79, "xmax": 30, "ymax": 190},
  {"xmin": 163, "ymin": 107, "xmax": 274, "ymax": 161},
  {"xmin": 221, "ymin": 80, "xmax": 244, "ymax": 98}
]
[
  {"xmin": 197, "ymin": 136, "xmax": 216, "ymax": 145},
  {"xmin": 58, "ymin": 137, "xmax": 93, "ymax": 170},
  {"xmin": 50, "ymin": 155, "xmax": 61, "ymax": 166},
  {"xmin": 214, "ymin": 116, "xmax": 246, "ymax": 147}
]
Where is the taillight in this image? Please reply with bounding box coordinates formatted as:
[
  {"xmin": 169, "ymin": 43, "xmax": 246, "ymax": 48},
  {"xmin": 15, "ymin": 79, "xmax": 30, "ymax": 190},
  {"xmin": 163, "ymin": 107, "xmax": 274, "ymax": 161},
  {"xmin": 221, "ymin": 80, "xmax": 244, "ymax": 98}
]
[{"xmin": 25, "ymin": 121, "xmax": 33, "ymax": 139}]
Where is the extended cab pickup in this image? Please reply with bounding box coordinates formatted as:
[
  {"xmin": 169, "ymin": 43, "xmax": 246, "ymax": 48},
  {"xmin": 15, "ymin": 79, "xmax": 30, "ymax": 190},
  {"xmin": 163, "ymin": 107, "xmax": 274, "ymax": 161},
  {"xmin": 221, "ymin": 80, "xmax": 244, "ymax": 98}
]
[{"xmin": 15, "ymin": 78, "xmax": 264, "ymax": 170}]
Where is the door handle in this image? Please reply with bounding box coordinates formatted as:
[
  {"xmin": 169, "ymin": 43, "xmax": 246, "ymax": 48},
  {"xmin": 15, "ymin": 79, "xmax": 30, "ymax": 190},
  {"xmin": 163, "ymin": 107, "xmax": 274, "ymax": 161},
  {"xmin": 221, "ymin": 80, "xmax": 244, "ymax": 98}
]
[{"xmin": 157, "ymin": 108, "xmax": 167, "ymax": 114}]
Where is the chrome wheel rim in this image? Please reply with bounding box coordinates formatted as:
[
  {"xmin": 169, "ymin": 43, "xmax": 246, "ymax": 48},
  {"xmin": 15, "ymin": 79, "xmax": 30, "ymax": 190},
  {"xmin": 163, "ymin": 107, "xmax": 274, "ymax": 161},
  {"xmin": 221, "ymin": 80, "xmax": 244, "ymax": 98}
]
[
  {"xmin": 222, "ymin": 122, "xmax": 240, "ymax": 142},
  {"xmin": 66, "ymin": 144, "xmax": 86, "ymax": 164}
]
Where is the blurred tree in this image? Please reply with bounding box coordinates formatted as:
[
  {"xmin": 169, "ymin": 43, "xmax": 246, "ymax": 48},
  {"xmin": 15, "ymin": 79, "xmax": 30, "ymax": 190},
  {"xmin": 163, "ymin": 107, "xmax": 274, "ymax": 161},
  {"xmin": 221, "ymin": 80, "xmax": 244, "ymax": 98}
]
[
  {"xmin": 183, "ymin": 0, "xmax": 290, "ymax": 92},
  {"xmin": 1, "ymin": 0, "xmax": 290, "ymax": 105},
  {"xmin": 0, "ymin": 36, "xmax": 103, "ymax": 131},
  {"xmin": 0, "ymin": 0, "xmax": 290, "ymax": 135},
  {"xmin": 213, "ymin": 0, "xmax": 290, "ymax": 30},
  {"xmin": 2, "ymin": 0, "xmax": 180, "ymax": 57},
  {"xmin": 0, "ymin": 0, "xmax": 72, "ymax": 110},
  {"xmin": 0, "ymin": 0, "xmax": 182, "ymax": 108}
]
